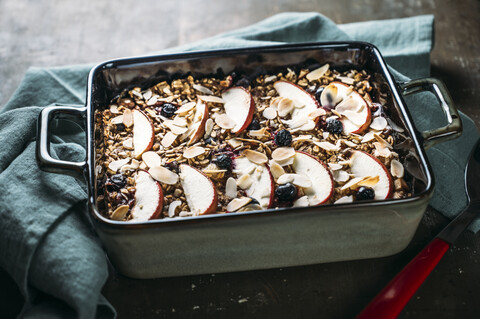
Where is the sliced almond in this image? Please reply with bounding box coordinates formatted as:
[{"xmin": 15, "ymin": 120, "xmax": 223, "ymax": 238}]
[
  {"xmin": 293, "ymin": 195, "xmax": 310, "ymax": 207},
  {"xmin": 175, "ymin": 101, "xmax": 196, "ymax": 115},
  {"xmin": 271, "ymin": 147, "xmax": 295, "ymax": 162},
  {"xmin": 328, "ymin": 163, "xmax": 343, "ymax": 171},
  {"xmin": 111, "ymin": 115, "xmax": 124, "ymax": 124},
  {"xmin": 277, "ymin": 98, "xmax": 294, "ymax": 117},
  {"xmin": 313, "ymin": 141, "xmax": 340, "ymax": 152},
  {"xmin": 283, "ymin": 116, "xmax": 308, "ymax": 129},
  {"xmin": 390, "ymin": 159, "xmax": 404, "ymax": 178},
  {"xmin": 308, "ymin": 108, "xmax": 326, "ymax": 120},
  {"xmin": 361, "ymin": 130, "xmax": 377, "ymax": 143},
  {"xmin": 193, "ymin": 84, "xmax": 214, "ymax": 95},
  {"xmin": 370, "ymin": 117, "xmax": 388, "ymax": 131},
  {"xmin": 122, "ymin": 109, "xmax": 133, "ymax": 127},
  {"xmin": 306, "ymin": 64, "xmax": 329, "ymax": 81},
  {"xmin": 270, "ymin": 161, "xmax": 285, "ymax": 179},
  {"xmin": 272, "ymin": 156, "xmax": 295, "ymax": 167},
  {"xmin": 244, "ymin": 149, "xmax": 268, "ymax": 164},
  {"xmin": 322, "ymin": 132, "xmax": 330, "ymax": 139},
  {"xmin": 277, "ymin": 174, "xmax": 295, "ymax": 184},
  {"xmin": 215, "ymin": 113, "xmax": 236, "ymax": 130},
  {"xmin": 374, "ymin": 133, "xmax": 393, "ymax": 149},
  {"xmin": 172, "ymin": 116, "xmax": 188, "ymax": 127},
  {"xmin": 161, "ymin": 131, "xmax": 177, "ymax": 148},
  {"xmin": 204, "ymin": 118, "xmax": 214, "ymax": 138},
  {"xmin": 292, "ymin": 135, "xmax": 313, "ymax": 142},
  {"xmin": 168, "ymin": 200, "xmax": 182, "ymax": 218},
  {"xmin": 110, "ymin": 104, "xmax": 119, "ymax": 114},
  {"xmin": 111, "ymin": 205, "xmax": 129, "ymax": 221},
  {"xmin": 263, "ymin": 107, "xmax": 277, "ymax": 119},
  {"xmin": 183, "ymin": 146, "xmax": 205, "ymax": 159},
  {"xmin": 108, "ymin": 158, "xmax": 130, "ymax": 172},
  {"xmin": 343, "ymin": 110, "xmax": 367, "ymax": 126},
  {"xmin": 333, "ymin": 170, "xmax": 350, "ymax": 183},
  {"xmin": 122, "ymin": 137, "xmax": 133, "ymax": 149},
  {"xmin": 248, "ymin": 127, "xmax": 270, "ymax": 139},
  {"xmin": 373, "ymin": 142, "xmax": 393, "ymax": 158},
  {"xmin": 142, "ymin": 89, "xmax": 152, "ymax": 101},
  {"xmin": 227, "ymin": 197, "xmax": 252, "ymax": 212},
  {"xmin": 139, "ymin": 162, "xmax": 147, "ymax": 170},
  {"xmin": 334, "ymin": 196, "xmax": 354, "ymax": 204},
  {"xmin": 264, "ymin": 75, "xmax": 277, "ymax": 83},
  {"xmin": 237, "ymin": 174, "xmax": 253, "ymax": 190},
  {"xmin": 291, "ymin": 174, "xmax": 312, "ymax": 188},
  {"xmin": 227, "ymin": 138, "xmax": 243, "ymax": 148},
  {"xmin": 149, "ymin": 166, "xmax": 179, "ymax": 185},
  {"xmin": 198, "ymin": 95, "xmax": 225, "ymax": 104},
  {"xmin": 142, "ymin": 151, "xmax": 161, "ymax": 168},
  {"xmin": 336, "ymin": 76, "xmax": 355, "ymax": 85},
  {"xmin": 225, "ymin": 177, "xmax": 237, "ymax": 198},
  {"xmin": 357, "ymin": 175, "xmax": 380, "ymax": 187},
  {"xmin": 342, "ymin": 140, "xmax": 357, "ymax": 147},
  {"xmin": 341, "ymin": 176, "xmax": 366, "ymax": 190}
]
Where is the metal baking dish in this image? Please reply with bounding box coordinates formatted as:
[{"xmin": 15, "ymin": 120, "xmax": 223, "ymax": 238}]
[{"xmin": 36, "ymin": 42, "xmax": 462, "ymax": 279}]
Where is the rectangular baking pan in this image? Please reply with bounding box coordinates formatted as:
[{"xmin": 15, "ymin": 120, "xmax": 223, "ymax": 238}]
[{"xmin": 36, "ymin": 42, "xmax": 462, "ymax": 278}]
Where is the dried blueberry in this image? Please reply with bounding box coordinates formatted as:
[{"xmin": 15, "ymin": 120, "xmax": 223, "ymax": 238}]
[
  {"xmin": 356, "ymin": 186, "xmax": 375, "ymax": 201},
  {"xmin": 161, "ymin": 103, "xmax": 177, "ymax": 118},
  {"xmin": 314, "ymin": 87, "xmax": 324, "ymax": 102},
  {"xmin": 215, "ymin": 154, "xmax": 232, "ymax": 170},
  {"xmin": 274, "ymin": 129, "xmax": 292, "ymax": 147},
  {"xmin": 275, "ymin": 183, "xmax": 297, "ymax": 202},
  {"xmin": 106, "ymin": 174, "xmax": 126, "ymax": 192},
  {"xmin": 247, "ymin": 118, "xmax": 261, "ymax": 131},
  {"xmin": 326, "ymin": 118, "xmax": 343, "ymax": 134},
  {"xmin": 235, "ymin": 77, "xmax": 250, "ymax": 88}
]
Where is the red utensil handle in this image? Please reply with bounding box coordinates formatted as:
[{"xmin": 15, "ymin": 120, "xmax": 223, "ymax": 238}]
[{"xmin": 356, "ymin": 237, "xmax": 450, "ymax": 319}]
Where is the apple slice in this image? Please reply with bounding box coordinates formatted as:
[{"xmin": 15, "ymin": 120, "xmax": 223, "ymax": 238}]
[
  {"xmin": 187, "ymin": 101, "xmax": 209, "ymax": 145},
  {"xmin": 130, "ymin": 170, "xmax": 164, "ymax": 222},
  {"xmin": 133, "ymin": 110, "xmax": 155, "ymax": 158},
  {"xmin": 320, "ymin": 82, "xmax": 371, "ymax": 134},
  {"xmin": 292, "ymin": 151, "xmax": 334, "ymax": 205},
  {"xmin": 179, "ymin": 164, "xmax": 218, "ymax": 215},
  {"xmin": 233, "ymin": 157, "xmax": 275, "ymax": 209},
  {"xmin": 273, "ymin": 81, "xmax": 321, "ymax": 128},
  {"xmin": 350, "ymin": 150, "xmax": 393, "ymax": 200},
  {"xmin": 221, "ymin": 86, "xmax": 254, "ymax": 133}
]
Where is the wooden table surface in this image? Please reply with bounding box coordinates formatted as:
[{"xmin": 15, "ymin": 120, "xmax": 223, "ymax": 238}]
[{"xmin": 1, "ymin": 0, "xmax": 479, "ymax": 318}]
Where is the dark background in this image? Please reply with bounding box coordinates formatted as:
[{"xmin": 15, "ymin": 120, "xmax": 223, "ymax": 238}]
[{"xmin": 1, "ymin": 0, "xmax": 479, "ymax": 318}]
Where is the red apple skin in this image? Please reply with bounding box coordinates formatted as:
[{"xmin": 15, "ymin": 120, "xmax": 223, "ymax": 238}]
[
  {"xmin": 223, "ymin": 86, "xmax": 255, "ymax": 134},
  {"xmin": 134, "ymin": 109, "xmax": 155, "ymax": 158},
  {"xmin": 187, "ymin": 103, "xmax": 209, "ymax": 146},
  {"xmin": 264, "ymin": 164, "xmax": 276, "ymax": 208},
  {"xmin": 295, "ymin": 151, "xmax": 335, "ymax": 205},
  {"xmin": 185, "ymin": 165, "xmax": 218, "ymax": 215},
  {"xmin": 326, "ymin": 82, "xmax": 372, "ymax": 134},
  {"xmin": 351, "ymin": 150, "xmax": 393, "ymax": 199},
  {"xmin": 132, "ymin": 170, "xmax": 164, "ymax": 220},
  {"xmin": 275, "ymin": 80, "xmax": 322, "ymax": 124}
]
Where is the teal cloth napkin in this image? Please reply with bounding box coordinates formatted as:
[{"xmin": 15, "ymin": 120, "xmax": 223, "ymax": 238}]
[{"xmin": 1, "ymin": 12, "xmax": 478, "ymax": 319}]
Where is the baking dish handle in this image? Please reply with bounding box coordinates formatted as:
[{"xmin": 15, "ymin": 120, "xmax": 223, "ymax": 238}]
[
  {"xmin": 400, "ymin": 78, "xmax": 462, "ymax": 150},
  {"xmin": 36, "ymin": 105, "xmax": 87, "ymax": 179}
]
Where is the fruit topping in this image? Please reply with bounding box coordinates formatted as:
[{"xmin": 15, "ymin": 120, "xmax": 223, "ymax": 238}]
[
  {"xmin": 275, "ymin": 183, "xmax": 297, "ymax": 202},
  {"xmin": 356, "ymin": 186, "xmax": 375, "ymax": 201},
  {"xmin": 274, "ymin": 129, "xmax": 293, "ymax": 147},
  {"xmin": 325, "ymin": 118, "xmax": 343, "ymax": 134}
]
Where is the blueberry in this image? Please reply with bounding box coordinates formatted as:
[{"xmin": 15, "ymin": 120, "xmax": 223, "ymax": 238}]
[
  {"xmin": 356, "ymin": 186, "xmax": 375, "ymax": 201},
  {"xmin": 115, "ymin": 123, "xmax": 126, "ymax": 131},
  {"xmin": 326, "ymin": 118, "xmax": 343, "ymax": 134},
  {"xmin": 106, "ymin": 174, "xmax": 126, "ymax": 192},
  {"xmin": 247, "ymin": 118, "xmax": 261, "ymax": 131},
  {"xmin": 160, "ymin": 103, "xmax": 177, "ymax": 118},
  {"xmin": 275, "ymin": 183, "xmax": 297, "ymax": 202},
  {"xmin": 274, "ymin": 129, "xmax": 292, "ymax": 147},
  {"xmin": 215, "ymin": 154, "xmax": 232, "ymax": 170},
  {"xmin": 314, "ymin": 87, "xmax": 324, "ymax": 102},
  {"xmin": 235, "ymin": 77, "xmax": 250, "ymax": 88}
]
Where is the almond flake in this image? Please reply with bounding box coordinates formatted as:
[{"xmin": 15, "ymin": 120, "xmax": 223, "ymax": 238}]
[
  {"xmin": 277, "ymin": 98, "xmax": 294, "ymax": 117},
  {"xmin": 270, "ymin": 162, "xmax": 285, "ymax": 179},
  {"xmin": 357, "ymin": 175, "xmax": 380, "ymax": 187},
  {"xmin": 373, "ymin": 142, "xmax": 392, "ymax": 158},
  {"xmin": 198, "ymin": 95, "xmax": 225, "ymax": 104},
  {"xmin": 374, "ymin": 133, "xmax": 393, "ymax": 149},
  {"xmin": 390, "ymin": 159, "xmax": 404, "ymax": 178},
  {"xmin": 277, "ymin": 174, "xmax": 295, "ymax": 184},
  {"xmin": 263, "ymin": 107, "xmax": 277, "ymax": 119},
  {"xmin": 248, "ymin": 127, "xmax": 270, "ymax": 138},
  {"xmin": 314, "ymin": 141, "xmax": 340, "ymax": 152},
  {"xmin": 215, "ymin": 113, "xmax": 236, "ymax": 129},
  {"xmin": 341, "ymin": 176, "xmax": 366, "ymax": 190},
  {"xmin": 291, "ymin": 174, "xmax": 312, "ymax": 188},
  {"xmin": 336, "ymin": 76, "xmax": 355, "ymax": 85},
  {"xmin": 225, "ymin": 177, "xmax": 237, "ymax": 198},
  {"xmin": 237, "ymin": 174, "xmax": 253, "ymax": 190},
  {"xmin": 161, "ymin": 132, "xmax": 177, "ymax": 148},
  {"xmin": 108, "ymin": 158, "xmax": 130, "ymax": 172},
  {"xmin": 227, "ymin": 138, "xmax": 243, "ymax": 148},
  {"xmin": 227, "ymin": 197, "xmax": 252, "ymax": 212},
  {"xmin": 193, "ymin": 84, "xmax": 214, "ymax": 95},
  {"xmin": 122, "ymin": 137, "xmax": 133, "ymax": 149},
  {"xmin": 370, "ymin": 117, "xmax": 388, "ymax": 130},
  {"xmin": 272, "ymin": 156, "xmax": 295, "ymax": 166},
  {"xmin": 146, "ymin": 95, "xmax": 159, "ymax": 106},
  {"xmin": 168, "ymin": 200, "xmax": 182, "ymax": 218},
  {"xmin": 111, "ymin": 205, "xmax": 129, "ymax": 221},
  {"xmin": 264, "ymin": 75, "xmax": 277, "ymax": 83},
  {"xmin": 322, "ymin": 132, "xmax": 330, "ymax": 139},
  {"xmin": 342, "ymin": 139, "xmax": 357, "ymax": 147},
  {"xmin": 308, "ymin": 108, "xmax": 326, "ymax": 120},
  {"xmin": 271, "ymin": 147, "xmax": 295, "ymax": 162},
  {"xmin": 164, "ymin": 120, "xmax": 189, "ymax": 135},
  {"xmin": 142, "ymin": 151, "xmax": 161, "ymax": 168},
  {"xmin": 183, "ymin": 146, "xmax": 205, "ymax": 159},
  {"xmin": 139, "ymin": 162, "xmax": 147, "ymax": 170},
  {"xmin": 343, "ymin": 110, "xmax": 366, "ymax": 126},
  {"xmin": 293, "ymin": 135, "xmax": 313, "ymax": 142},
  {"xmin": 328, "ymin": 163, "xmax": 343, "ymax": 170},
  {"xmin": 336, "ymin": 95, "xmax": 359, "ymax": 114},
  {"xmin": 306, "ymin": 64, "xmax": 329, "ymax": 81},
  {"xmin": 172, "ymin": 116, "xmax": 188, "ymax": 127},
  {"xmin": 175, "ymin": 102, "xmax": 196, "ymax": 115},
  {"xmin": 149, "ymin": 166, "xmax": 179, "ymax": 185},
  {"xmin": 111, "ymin": 115, "xmax": 123, "ymax": 124},
  {"xmin": 293, "ymin": 196, "xmax": 310, "ymax": 207},
  {"xmin": 204, "ymin": 118, "xmax": 214, "ymax": 138},
  {"xmin": 361, "ymin": 130, "xmax": 377, "ymax": 143},
  {"xmin": 244, "ymin": 149, "xmax": 268, "ymax": 164},
  {"xmin": 334, "ymin": 196, "xmax": 354, "ymax": 204},
  {"xmin": 110, "ymin": 104, "xmax": 119, "ymax": 114},
  {"xmin": 142, "ymin": 89, "xmax": 152, "ymax": 101},
  {"xmin": 333, "ymin": 170, "xmax": 350, "ymax": 183},
  {"xmin": 283, "ymin": 116, "xmax": 308, "ymax": 129}
]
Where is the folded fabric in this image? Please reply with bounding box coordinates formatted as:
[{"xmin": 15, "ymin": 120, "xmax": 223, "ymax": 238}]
[{"xmin": 0, "ymin": 12, "xmax": 478, "ymax": 319}]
